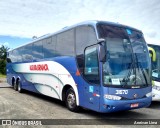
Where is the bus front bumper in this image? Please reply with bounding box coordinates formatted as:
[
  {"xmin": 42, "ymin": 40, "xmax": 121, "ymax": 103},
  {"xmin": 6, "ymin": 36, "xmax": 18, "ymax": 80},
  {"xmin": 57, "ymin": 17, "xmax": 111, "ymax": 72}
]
[{"xmin": 99, "ymin": 97, "xmax": 152, "ymax": 113}]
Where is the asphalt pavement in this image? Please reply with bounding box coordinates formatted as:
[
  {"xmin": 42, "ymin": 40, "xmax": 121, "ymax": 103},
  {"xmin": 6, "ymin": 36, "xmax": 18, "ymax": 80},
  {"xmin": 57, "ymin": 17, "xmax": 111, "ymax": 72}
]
[{"xmin": 0, "ymin": 80, "xmax": 160, "ymax": 128}]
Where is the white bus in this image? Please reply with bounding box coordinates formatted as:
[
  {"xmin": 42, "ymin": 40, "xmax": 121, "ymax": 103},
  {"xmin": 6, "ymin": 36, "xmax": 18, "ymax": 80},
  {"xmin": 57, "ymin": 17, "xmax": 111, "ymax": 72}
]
[{"xmin": 148, "ymin": 44, "xmax": 160, "ymax": 101}]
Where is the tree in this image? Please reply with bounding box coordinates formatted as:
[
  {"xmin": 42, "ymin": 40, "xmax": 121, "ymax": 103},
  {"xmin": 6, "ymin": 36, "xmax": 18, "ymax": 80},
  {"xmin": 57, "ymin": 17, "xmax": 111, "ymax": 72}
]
[
  {"xmin": 0, "ymin": 45, "xmax": 10, "ymax": 75},
  {"xmin": 0, "ymin": 60, "xmax": 6, "ymax": 74},
  {"xmin": 0, "ymin": 45, "xmax": 10, "ymax": 59}
]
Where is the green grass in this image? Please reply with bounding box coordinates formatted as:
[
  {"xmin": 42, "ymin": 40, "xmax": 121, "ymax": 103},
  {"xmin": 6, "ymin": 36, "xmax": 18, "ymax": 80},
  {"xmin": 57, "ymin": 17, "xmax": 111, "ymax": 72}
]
[{"xmin": 0, "ymin": 74, "xmax": 6, "ymax": 78}]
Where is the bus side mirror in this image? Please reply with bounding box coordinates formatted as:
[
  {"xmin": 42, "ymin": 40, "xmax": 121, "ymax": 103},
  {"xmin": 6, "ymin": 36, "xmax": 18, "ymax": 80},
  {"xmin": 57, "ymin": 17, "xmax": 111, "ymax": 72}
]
[
  {"xmin": 99, "ymin": 44, "xmax": 106, "ymax": 62},
  {"xmin": 148, "ymin": 47, "xmax": 156, "ymax": 62}
]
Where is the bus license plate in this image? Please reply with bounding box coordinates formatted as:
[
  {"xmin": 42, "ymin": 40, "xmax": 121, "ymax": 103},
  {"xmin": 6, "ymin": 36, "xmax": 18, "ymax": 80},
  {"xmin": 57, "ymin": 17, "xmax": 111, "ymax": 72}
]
[{"xmin": 131, "ymin": 103, "xmax": 139, "ymax": 108}]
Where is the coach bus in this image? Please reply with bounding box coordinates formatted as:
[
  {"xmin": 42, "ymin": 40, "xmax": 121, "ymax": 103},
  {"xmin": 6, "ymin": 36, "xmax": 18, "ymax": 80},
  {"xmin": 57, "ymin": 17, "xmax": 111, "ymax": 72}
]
[
  {"xmin": 148, "ymin": 44, "xmax": 160, "ymax": 101},
  {"xmin": 6, "ymin": 21, "xmax": 152, "ymax": 113}
]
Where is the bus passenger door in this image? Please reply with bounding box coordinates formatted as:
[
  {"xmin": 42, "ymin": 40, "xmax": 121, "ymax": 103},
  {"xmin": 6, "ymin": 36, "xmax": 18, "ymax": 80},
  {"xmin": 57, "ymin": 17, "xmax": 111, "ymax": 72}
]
[{"xmin": 83, "ymin": 45, "xmax": 100, "ymax": 111}]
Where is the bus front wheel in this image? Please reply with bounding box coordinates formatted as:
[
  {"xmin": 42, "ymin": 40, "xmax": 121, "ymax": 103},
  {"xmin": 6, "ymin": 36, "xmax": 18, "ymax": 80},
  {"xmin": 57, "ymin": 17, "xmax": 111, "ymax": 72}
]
[{"xmin": 65, "ymin": 88, "xmax": 79, "ymax": 112}]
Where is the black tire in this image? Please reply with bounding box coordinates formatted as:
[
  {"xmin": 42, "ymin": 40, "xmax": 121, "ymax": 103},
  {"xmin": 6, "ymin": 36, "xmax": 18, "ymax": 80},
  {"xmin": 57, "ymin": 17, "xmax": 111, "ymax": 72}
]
[
  {"xmin": 13, "ymin": 81, "xmax": 18, "ymax": 91},
  {"xmin": 17, "ymin": 80, "xmax": 23, "ymax": 93},
  {"xmin": 65, "ymin": 88, "xmax": 79, "ymax": 112}
]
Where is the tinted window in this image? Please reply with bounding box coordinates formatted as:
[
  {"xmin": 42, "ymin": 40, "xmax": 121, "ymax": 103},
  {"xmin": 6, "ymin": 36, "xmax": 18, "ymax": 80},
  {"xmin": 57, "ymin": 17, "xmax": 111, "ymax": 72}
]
[
  {"xmin": 97, "ymin": 24, "xmax": 128, "ymax": 39},
  {"xmin": 9, "ymin": 50, "xmax": 17, "ymax": 62},
  {"xmin": 56, "ymin": 29, "xmax": 74, "ymax": 56},
  {"xmin": 22, "ymin": 44, "xmax": 33, "ymax": 61},
  {"xmin": 76, "ymin": 25, "xmax": 97, "ymax": 74},
  {"xmin": 43, "ymin": 37, "xmax": 56, "ymax": 58},
  {"xmin": 76, "ymin": 25, "xmax": 97, "ymax": 55},
  {"xmin": 84, "ymin": 45, "xmax": 99, "ymax": 84},
  {"xmin": 15, "ymin": 48, "xmax": 23, "ymax": 62},
  {"xmin": 32, "ymin": 41, "xmax": 43, "ymax": 60}
]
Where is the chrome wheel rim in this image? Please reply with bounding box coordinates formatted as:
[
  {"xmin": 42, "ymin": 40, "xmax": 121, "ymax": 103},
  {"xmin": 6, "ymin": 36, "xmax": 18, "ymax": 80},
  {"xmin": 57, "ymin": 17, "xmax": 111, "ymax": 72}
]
[
  {"xmin": 67, "ymin": 93, "xmax": 75, "ymax": 108},
  {"xmin": 18, "ymin": 83, "xmax": 20, "ymax": 91}
]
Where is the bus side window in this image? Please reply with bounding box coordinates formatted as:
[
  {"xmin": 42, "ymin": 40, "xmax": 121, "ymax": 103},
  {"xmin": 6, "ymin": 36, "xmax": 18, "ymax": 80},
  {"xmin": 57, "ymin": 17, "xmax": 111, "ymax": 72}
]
[
  {"xmin": 43, "ymin": 37, "xmax": 56, "ymax": 58},
  {"xmin": 56, "ymin": 29, "xmax": 74, "ymax": 56},
  {"xmin": 9, "ymin": 51, "xmax": 16, "ymax": 62},
  {"xmin": 23, "ymin": 44, "xmax": 33, "ymax": 61},
  {"xmin": 76, "ymin": 25, "xmax": 97, "ymax": 55},
  {"xmin": 16, "ymin": 48, "xmax": 23, "ymax": 62},
  {"xmin": 32, "ymin": 41, "xmax": 43, "ymax": 60}
]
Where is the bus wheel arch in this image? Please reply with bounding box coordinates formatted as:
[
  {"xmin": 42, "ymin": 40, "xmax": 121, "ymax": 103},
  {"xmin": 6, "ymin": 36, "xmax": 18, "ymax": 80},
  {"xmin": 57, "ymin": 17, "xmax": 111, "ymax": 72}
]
[
  {"xmin": 62, "ymin": 85, "xmax": 72, "ymax": 101},
  {"xmin": 12, "ymin": 77, "xmax": 18, "ymax": 91},
  {"xmin": 12, "ymin": 77, "xmax": 15, "ymax": 87},
  {"xmin": 62, "ymin": 85, "xmax": 80, "ymax": 112}
]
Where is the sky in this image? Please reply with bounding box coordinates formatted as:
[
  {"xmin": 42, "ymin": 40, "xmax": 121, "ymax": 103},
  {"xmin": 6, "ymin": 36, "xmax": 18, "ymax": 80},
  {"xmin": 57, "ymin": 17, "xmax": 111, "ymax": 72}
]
[{"xmin": 0, "ymin": 0, "xmax": 160, "ymax": 49}]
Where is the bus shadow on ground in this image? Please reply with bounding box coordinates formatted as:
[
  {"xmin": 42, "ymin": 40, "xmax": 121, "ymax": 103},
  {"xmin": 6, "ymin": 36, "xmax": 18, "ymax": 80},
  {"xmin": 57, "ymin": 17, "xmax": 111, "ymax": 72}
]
[
  {"xmin": 148, "ymin": 101, "xmax": 160, "ymax": 110},
  {"xmin": 13, "ymin": 88, "xmax": 155, "ymax": 121},
  {"xmin": 81, "ymin": 109, "xmax": 148, "ymax": 119},
  {"xmin": 17, "ymin": 89, "xmax": 66, "ymax": 109},
  {"xmin": 0, "ymin": 83, "xmax": 12, "ymax": 88},
  {"xmin": 10, "ymin": 88, "xmax": 159, "ymax": 125}
]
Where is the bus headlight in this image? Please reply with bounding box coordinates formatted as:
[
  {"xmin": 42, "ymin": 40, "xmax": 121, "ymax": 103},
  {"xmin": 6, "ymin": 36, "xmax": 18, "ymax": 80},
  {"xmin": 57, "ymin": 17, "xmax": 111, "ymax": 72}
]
[
  {"xmin": 104, "ymin": 94, "xmax": 122, "ymax": 100},
  {"xmin": 146, "ymin": 92, "xmax": 152, "ymax": 97}
]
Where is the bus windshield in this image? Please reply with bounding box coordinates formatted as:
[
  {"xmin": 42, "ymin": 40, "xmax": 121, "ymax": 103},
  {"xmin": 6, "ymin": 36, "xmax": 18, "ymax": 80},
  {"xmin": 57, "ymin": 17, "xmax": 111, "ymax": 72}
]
[
  {"xmin": 97, "ymin": 23, "xmax": 151, "ymax": 87},
  {"xmin": 149, "ymin": 45, "xmax": 160, "ymax": 80}
]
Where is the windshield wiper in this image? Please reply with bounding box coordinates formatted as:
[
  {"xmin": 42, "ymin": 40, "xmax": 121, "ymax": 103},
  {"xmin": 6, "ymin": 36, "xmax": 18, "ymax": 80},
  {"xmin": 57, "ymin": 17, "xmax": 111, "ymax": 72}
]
[
  {"xmin": 134, "ymin": 54, "xmax": 148, "ymax": 86},
  {"xmin": 122, "ymin": 52, "xmax": 136, "ymax": 86}
]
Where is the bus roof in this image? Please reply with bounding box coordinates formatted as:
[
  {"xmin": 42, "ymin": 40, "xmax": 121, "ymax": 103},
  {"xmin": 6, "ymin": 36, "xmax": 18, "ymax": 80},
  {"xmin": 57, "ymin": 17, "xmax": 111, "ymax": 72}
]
[{"xmin": 9, "ymin": 20, "xmax": 142, "ymax": 52}]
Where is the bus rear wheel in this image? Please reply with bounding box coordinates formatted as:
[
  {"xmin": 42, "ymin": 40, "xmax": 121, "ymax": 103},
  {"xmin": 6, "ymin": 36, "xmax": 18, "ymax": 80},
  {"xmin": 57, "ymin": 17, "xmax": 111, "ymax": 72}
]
[
  {"xmin": 17, "ymin": 80, "xmax": 23, "ymax": 93},
  {"xmin": 14, "ymin": 81, "xmax": 18, "ymax": 91},
  {"xmin": 65, "ymin": 88, "xmax": 79, "ymax": 112}
]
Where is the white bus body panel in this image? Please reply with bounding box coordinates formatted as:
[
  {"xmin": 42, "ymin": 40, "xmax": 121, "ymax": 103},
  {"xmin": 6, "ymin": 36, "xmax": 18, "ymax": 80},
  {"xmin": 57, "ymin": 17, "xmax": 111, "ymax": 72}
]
[
  {"xmin": 12, "ymin": 61, "xmax": 79, "ymax": 105},
  {"xmin": 152, "ymin": 81, "xmax": 160, "ymax": 101}
]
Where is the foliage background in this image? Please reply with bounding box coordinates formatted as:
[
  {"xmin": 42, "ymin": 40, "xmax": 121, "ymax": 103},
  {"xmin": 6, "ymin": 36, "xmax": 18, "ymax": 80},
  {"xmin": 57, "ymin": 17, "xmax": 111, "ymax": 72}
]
[{"xmin": 0, "ymin": 45, "xmax": 9, "ymax": 75}]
